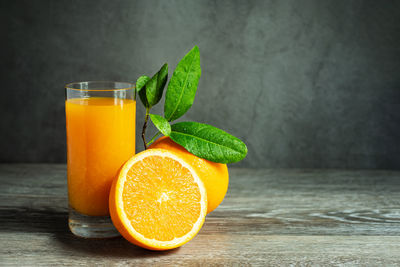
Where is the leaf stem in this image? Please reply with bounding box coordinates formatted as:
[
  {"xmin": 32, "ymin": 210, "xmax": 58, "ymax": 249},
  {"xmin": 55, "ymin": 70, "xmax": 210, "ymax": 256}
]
[
  {"xmin": 142, "ymin": 107, "xmax": 150, "ymax": 150},
  {"xmin": 146, "ymin": 132, "xmax": 161, "ymax": 147}
]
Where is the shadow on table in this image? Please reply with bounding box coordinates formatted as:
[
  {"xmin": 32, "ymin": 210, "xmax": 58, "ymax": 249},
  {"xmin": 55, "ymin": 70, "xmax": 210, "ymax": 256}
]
[
  {"xmin": 55, "ymin": 231, "xmax": 179, "ymax": 258},
  {"xmin": 0, "ymin": 207, "xmax": 179, "ymax": 258},
  {"xmin": 0, "ymin": 207, "xmax": 68, "ymax": 234}
]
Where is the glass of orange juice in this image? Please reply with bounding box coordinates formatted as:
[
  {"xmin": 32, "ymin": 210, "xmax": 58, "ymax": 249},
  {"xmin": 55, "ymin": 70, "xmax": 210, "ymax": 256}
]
[{"xmin": 65, "ymin": 81, "xmax": 136, "ymax": 238}]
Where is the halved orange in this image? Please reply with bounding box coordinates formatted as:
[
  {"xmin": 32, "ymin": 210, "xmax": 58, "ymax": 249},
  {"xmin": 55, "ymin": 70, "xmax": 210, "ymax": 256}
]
[{"xmin": 109, "ymin": 148, "xmax": 207, "ymax": 250}]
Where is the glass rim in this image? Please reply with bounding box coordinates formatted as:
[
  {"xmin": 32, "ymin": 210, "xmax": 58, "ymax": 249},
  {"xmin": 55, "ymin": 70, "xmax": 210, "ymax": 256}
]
[{"xmin": 65, "ymin": 81, "xmax": 135, "ymax": 92}]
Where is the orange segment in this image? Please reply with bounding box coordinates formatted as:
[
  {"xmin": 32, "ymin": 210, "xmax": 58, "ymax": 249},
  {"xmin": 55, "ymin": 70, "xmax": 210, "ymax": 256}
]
[
  {"xmin": 149, "ymin": 136, "xmax": 229, "ymax": 214},
  {"xmin": 109, "ymin": 149, "xmax": 207, "ymax": 250}
]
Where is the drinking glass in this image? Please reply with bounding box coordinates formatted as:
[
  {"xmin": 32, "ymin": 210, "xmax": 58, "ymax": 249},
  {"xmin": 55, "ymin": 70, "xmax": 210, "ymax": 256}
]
[{"xmin": 65, "ymin": 81, "xmax": 136, "ymax": 238}]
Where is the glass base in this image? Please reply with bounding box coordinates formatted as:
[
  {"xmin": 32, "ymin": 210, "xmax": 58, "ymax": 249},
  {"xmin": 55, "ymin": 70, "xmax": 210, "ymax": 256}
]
[{"xmin": 68, "ymin": 207, "xmax": 120, "ymax": 238}]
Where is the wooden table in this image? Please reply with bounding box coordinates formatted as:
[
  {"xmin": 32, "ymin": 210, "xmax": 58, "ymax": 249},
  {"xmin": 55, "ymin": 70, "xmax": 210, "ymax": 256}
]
[{"xmin": 1, "ymin": 164, "xmax": 400, "ymax": 266}]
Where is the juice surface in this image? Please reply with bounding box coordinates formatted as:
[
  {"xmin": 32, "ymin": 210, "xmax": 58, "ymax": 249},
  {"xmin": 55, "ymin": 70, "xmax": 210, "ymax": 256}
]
[{"xmin": 66, "ymin": 97, "xmax": 136, "ymax": 216}]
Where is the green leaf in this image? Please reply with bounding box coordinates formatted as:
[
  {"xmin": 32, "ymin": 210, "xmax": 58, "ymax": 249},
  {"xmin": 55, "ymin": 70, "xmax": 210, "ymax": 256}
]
[
  {"xmin": 149, "ymin": 114, "xmax": 171, "ymax": 136},
  {"xmin": 146, "ymin": 63, "xmax": 168, "ymax": 107},
  {"xmin": 164, "ymin": 46, "xmax": 201, "ymax": 122},
  {"xmin": 136, "ymin": 75, "xmax": 150, "ymax": 107},
  {"xmin": 136, "ymin": 76, "xmax": 150, "ymax": 93},
  {"xmin": 169, "ymin": 122, "xmax": 247, "ymax": 164}
]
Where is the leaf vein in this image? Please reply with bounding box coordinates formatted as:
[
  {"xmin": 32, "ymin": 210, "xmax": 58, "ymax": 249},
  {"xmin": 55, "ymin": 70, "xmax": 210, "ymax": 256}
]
[{"xmin": 171, "ymin": 131, "xmax": 243, "ymax": 154}]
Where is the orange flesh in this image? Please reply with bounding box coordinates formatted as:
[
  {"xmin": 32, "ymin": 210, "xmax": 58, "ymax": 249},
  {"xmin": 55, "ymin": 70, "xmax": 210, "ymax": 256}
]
[
  {"xmin": 122, "ymin": 155, "xmax": 202, "ymax": 241},
  {"xmin": 66, "ymin": 97, "xmax": 135, "ymax": 216},
  {"xmin": 150, "ymin": 136, "xmax": 229, "ymax": 213}
]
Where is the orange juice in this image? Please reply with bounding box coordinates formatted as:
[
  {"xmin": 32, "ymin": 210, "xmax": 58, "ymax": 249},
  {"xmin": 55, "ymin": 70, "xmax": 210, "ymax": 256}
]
[{"xmin": 66, "ymin": 97, "xmax": 135, "ymax": 216}]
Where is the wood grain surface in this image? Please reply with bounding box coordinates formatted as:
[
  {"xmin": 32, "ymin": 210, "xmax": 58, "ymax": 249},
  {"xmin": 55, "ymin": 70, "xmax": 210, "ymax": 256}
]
[{"xmin": 1, "ymin": 164, "xmax": 400, "ymax": 266}]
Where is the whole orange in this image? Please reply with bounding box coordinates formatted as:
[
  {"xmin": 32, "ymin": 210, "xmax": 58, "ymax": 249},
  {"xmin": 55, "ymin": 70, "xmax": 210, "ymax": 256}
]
[{"xmin": 149, "ymin": 136, "xmax": 229, "ymax": 214}]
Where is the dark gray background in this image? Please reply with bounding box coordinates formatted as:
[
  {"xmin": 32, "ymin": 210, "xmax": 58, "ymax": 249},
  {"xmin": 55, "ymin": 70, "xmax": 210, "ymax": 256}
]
[{"xmin": 1, "ymin": 0, "xmax": 399, "ymax": 169}]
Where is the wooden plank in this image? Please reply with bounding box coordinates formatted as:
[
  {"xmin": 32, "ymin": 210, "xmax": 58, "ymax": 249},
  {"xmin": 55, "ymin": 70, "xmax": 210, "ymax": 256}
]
[
  {"xmin": 0, "ymin": 164, "xmax": 66, "ymax": 196},
  {"xmin": 1, "ymin": 164, "xmax": 400, "ymax": 265},
  {"xmin": 2, "ymin": 194, "xmax": 400, "ymax": 236},
  {"xmin": 1, "ymin": 233, "xmax": 400, "ymax": 266}
]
